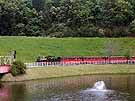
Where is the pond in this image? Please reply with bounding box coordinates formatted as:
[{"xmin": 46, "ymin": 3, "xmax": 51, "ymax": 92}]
[{"xmin": 0, "ymin": 75, "xmax": 135, "ymax": 101}]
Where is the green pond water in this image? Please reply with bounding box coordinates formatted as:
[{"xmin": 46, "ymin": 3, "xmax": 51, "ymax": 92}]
[{"xmin": 0, "ymin": 74, "xmax": 135, "ymax": 101}]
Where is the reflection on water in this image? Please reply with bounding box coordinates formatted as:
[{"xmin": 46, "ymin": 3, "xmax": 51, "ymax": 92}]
[{"xmin": 0, "ymin": 75, "xmax": 135, "ymax": 101}]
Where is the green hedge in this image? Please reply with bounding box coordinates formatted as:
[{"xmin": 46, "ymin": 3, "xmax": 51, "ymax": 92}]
[{"xmin": 11, "ymin": 61, "xmax": 26, "ymax": 76}]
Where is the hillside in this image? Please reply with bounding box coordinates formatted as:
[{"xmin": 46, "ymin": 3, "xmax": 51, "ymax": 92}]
[{"xmin": 0, "ymin": 37, "xmax": 135, "ymax": 62}]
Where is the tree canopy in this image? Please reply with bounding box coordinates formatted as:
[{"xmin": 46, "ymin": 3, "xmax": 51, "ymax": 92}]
[{"xmin": 0, "ymin": 0, "xmax": 135, "ymax": 37}]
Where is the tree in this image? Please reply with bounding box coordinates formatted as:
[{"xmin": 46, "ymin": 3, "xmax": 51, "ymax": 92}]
[
  {"xmin": 129, "ymin": 20, "xmax": 135, "ymax": 36},
  {"xmin": 1, "ymin": 0, "xmax": 135, "ymax": 37},
  {"xmin": 90, "ymin": 0, "xmax": 134, "ymax": 37},
  {"xmin": 0, "ymin": 0, "xmax": 45, "ymax": 36}
]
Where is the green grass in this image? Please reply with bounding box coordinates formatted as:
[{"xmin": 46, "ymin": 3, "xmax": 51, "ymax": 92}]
[
  {"xmin": 1, "ymin": 64, "xmax": 135, "ymax": 81},
  {"xmin": 0, "ymin": 36, "xmax": 135, "ymax": 62}
]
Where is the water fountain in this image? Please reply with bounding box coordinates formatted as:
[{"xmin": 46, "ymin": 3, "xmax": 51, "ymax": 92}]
[
  {"xmin": 82, "ymin": 81, "xmax": 108, "ymax": 92},
  {"xmin": 92, "ymin": 81, "xmax": 106, "ymax": 90},
  {"xmin": 81, "ymin": 81, "xmax": 115, "ymax": 101}
]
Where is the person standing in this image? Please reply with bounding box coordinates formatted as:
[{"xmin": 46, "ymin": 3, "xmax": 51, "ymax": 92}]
[{"xmin": 10, "ymin": 50, "xmax": 16, "ymax": 62}]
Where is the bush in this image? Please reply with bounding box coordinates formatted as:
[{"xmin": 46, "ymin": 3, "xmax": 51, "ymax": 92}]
[
  {"xmin": 129, "ymin": 20, "xmax": 135, "ymax": 35},
  {"xmin": 11, "ymin": 61, "xmax": 26, "ymax": 76},
  {"xmin": 78, "ymin": 25, "xmax": 100, "ymax": 37}
]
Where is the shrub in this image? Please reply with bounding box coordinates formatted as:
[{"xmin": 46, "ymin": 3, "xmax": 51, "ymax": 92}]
[
  {"xmin": 129, "ymin": 20, "xmax": 135, "ymax": 35},
  {"xmin": 78, "ymin": 26, "xmax": 100, "ymax": 37},
  {"xmin": 11, "ymin": 61, "xmax": 26, "ymax": 76}
]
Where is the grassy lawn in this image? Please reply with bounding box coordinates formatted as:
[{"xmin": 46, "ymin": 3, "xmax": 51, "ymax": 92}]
[
  {"xmin": 1, "ymin": 64, "xmax": 135, "ymax": 81},
  {"xmin": 0, "ymin": 36, "xmax": 135, "ymax": 62}
]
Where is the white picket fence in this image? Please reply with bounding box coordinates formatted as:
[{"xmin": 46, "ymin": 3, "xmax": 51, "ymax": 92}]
[
  {"xmin": 25, "ymin": 62, "xmax": 82, "ymax": 68},
  {"xmin": 25, "ymin": 62, "xmax": 60, "ymax": 68},
  {"xmin": 25, "ymin": 60, "xmax": 135, "ymax": 68}
]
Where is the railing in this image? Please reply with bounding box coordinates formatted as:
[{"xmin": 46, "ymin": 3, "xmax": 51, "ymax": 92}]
[
  {"xmin": 25, "ymin": 59, "xmax": 135, "ymax": 68},
  {"xmin": 0, "ymin": 56, "xmax": 12, "ymax": 65},
  {"xmin": 25, "ymin": 62, "xmax": 80, "ymax": 68},
  {"xmin": 25, "ymin": 62, "xmax": 62, "ymax": 68}
]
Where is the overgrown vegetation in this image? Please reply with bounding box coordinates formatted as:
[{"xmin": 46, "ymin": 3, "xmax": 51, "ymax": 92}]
[
  {"xmin": 1, "ymin": 0, "xmax": 135, "ymax": 37},
  {"xmin": 11, "ymin": 61, "xmax": 26, "ymax": 76}
]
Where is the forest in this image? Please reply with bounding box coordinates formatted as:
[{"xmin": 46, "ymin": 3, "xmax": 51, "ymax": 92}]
[{"xmin": 0, "ymin": 0, "xmax": 135, "ymax": 37}]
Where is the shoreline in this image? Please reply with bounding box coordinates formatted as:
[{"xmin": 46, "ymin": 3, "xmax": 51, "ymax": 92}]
[{"xmin": 1, "ymin": 64, "xmax": 135, "ymax": 82}]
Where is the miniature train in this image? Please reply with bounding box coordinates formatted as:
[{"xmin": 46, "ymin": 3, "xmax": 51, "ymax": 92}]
[
  {"xmin": 36, "ymin": 56, "xmax": 61, "ymax": 62},
  {"xmin": 36, "ymin": 56, "xmax": 135, "ymax": 64},
  {"xmin": 36, "ymin": 56, "xmax": 135, "ymax": 62}
]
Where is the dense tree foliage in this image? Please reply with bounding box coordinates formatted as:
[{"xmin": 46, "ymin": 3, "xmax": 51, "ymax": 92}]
[
  {"xmin": 0, "ymin": 0, "xmax": 135, "ymax": 37},
  {"xmin": 0, "ymin": 0, "xmax": 44, "ymax": 36}
]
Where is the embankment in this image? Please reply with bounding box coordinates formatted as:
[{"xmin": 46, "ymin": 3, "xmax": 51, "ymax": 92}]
[{"xmin": 1, "ymin": 64, "xmax": 135, "ymax": 82}]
